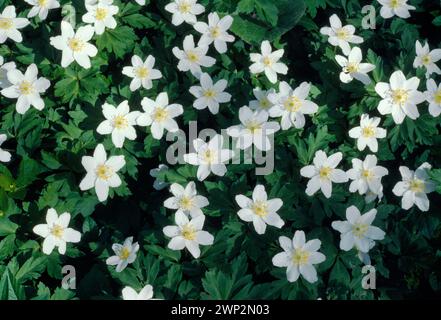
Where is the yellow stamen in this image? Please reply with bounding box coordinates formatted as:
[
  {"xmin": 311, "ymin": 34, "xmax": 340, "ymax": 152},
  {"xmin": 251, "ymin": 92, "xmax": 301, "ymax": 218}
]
[
  {"xmin": 210, "ymin": 27, "xmax": 221, "ymax": 38},
  {"xmin": 152, "ymin": 107, "xmax": 168, "ymax": 122},
  {"xmin": 51, "ymin": 224, "xmax": 64, "ymax": 238},
  {"xmin": 245, "ymin": 120, "xmax": 262, "ymax": 133},
  {"xmin": 95, "ymin": 7, "xmax": 108, "ymax": 21},
  {"xmin": 202, "ymin": 149, "xmax": 216, "ymax": 164},
  {"xmin": 259, "ymin": 98, "xmax": 270, "ymax": 109},
  {"xmin": 434, "ymin": 90, "xmax": 441, "ymax": 104},
  {"xmin": 181, "ymin": 224, "xmax": 196, "ymax": 240},
  {"xmin": 336, "ymin": 28, "xmax": 349, "ymax": 40},
  {"xmin": 362, "ymin": 126, "xmax": 375, "ymax": 138},
  {"xmin": 19, "ymin": 81, "xmax": 34, "ymax": 95},
  {"xmin": 96, "ymin": 164, "xmax": 113, "ymax": 180},
  {"xmin": 292, "ymin": 249, "xmax": 310, "ymax": 265},
  {"xmin": 390, "ymin": 0, "xmax": 400, "ymax": 8},
  {"xmin": 179, "ymin": 196, "xmax": 193, "ymax": 210},
  {"xmin": 391, "ymin": 89, "xmax": 409, "ymax": 105},
  {"xmin": 346, "ymin": 63, "xmax": 359, "ymax": 73},
  {"xmin": 68, "ymin": 38, "xmax": 84, "ymax": 52},
  {"xmin": 203, "ymin": 89, "xmax": 216, "ymax": 98},
  {"xmin": 284, "ymin": 96, "xmax": 302, "ymax": 112},
  {"xmin": 422, "ymin": 54, "xmax": 431, "ymax": 66},
  {"xmin": 38, "ymin": 0, "xmax": 48, "ymax": 7},
  {"xmin": 178, "ymin": 2, "xmax": 191, "ymax": 13},
  {"xmin": 252, "ymin": 201, "xmax": 268, "ymax": 217},
  {"xmin": 119, "ymin": 247, "xmax": 131, "ymax": 260},
  {"xmin": 319, "ymin": 166, "xmax": 332, "ymax": 179},
  {"xmin": 352, "ymin": 223, "xmax": 369, "ymax": 237},
  {"xmin": 0, "ymin": 18, "xmax": 13, "ymax": 30},
  {"xmin": 187, "ymin": 51, "xmax": 199, "ymax": 63},
  {"xmin": 362, "ymin": 169, "xmax": 373, "ymax": 180},
  {"xmin": 409, "ymin": 179, "xmax": 425, "ymax": 193},
  {"xmin": 113, "ymin": 115, "xmax": 128, "ymax": 129},
  {"xmin": 263, "ymin": 57, "xmax": 272, "ymax": 66}
]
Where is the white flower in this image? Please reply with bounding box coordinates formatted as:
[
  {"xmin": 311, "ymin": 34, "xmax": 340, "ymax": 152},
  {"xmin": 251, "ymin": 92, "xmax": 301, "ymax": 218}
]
[
  {"xmin": 375, "ymin": 70, "xmax": 425, "ymax": 124},
  {"xmin": 122, "ymin": 55, "xmax": 162, "ymax": 92},
  {"xmin": 249, "ymin": 88, "xmax": 275, "ymax": 111},
  {"xmin": 96, "ymin": 101, "xmax": 139, "ymax": 148},
  {"xmin": 319, "ymin": 14, "xmax": 363, "ymax": 55},
  {"xmin": 172, "ymin": 35, "xmax": 215, "ymax": 78},
  {"xmin": 347, "ymin": 155, "xmax": 388, "ymax": 196},
  {"xmin": 268, "ymin": 81, "xmax": 318, "ymax": 130},
  {"xmin": 226, "ymin": 106, "xmax": 280, "ymax": 151},
  {"xmin": 194, "ymin": 12, "xmax": 234, "ymax": 54},
  {"xmin": 335, "ymin": 47, "xmax": 375, "ymax": 85},
  {"xmin": 377, "ymin": 0, "xmax": 415, "ymax": 19},
  {"xmin": 392, "ymin": 163, "xmax": 435, "ymax": 212},
  {"xmin": 163, "ymin": 211, "xmax": 213, "ymax": 258},
  {"xmin": 0, "ymin": 6, "xmax": 30, "ymax": 44},
  {"xmin": 0, "ymin": 56, "xmax": 16, "ymax": 89},
  {"xmin": 425, "ymin": 79, "xmax": 441, "ymax": 117},
  {"xmin": 135, "ymin": 0, "xmax": 145, "ymax": 5},
  {"xmin": 106, "ymin": 237, "xmax": 139, "ymax": 272},
  {"xmin": 189, "ymin": 73, "xmax": 231, "ymax": 114},
  {"xmin": 164, "ymin": 181, "xmax": 209, "ymax": 218},
  {"xmin": 183, "ymin": 134, "xmax": 234, "ymax": 181},
  {"xmin": 235, "ymin": 185, "xmax": 284, "ymax": 235},
  {"xmin": 136, "ymin": 92, "xmax": 183, "ymax": 140},
  {"xmin": 33, "ymin": 208, "xmax": 81, "ymax": 255},
  {"xmin": 331, "ymin": 206, "xmax": 385, "ymax": 253},
  {"xmin": 79, "ymin": 143, "xmax": 126, "ymax": 202},
  {"xmin": 122, "ymin": 285, "xmax": 155, "ymax": 300},
  {"xmin": 165, "ymin": 0, "xmax": 204, "ymax": 26},
  {"xmin": 24, "ymin": 0, "xmax": 60, "ymax": 20},
  {"xmin": 413, "ymin": 40, "xmax": 441, "ymax": 78},
  {"xmin": 82, "ymin": 0, "xmax": 119, "ymax": 35},
  {"xmin": 50, "ymin": 21, "xmax": 98, "ymax": 69},
  {"xmin": 1, "ymin": 63, "xmax": 50, "ymax": 114},
  {"xmin": 0, "ymin": 134, "xmax": 11, "ymax": 162},
  {"xmin": 348, "ymin": 114, "xmax": 387, "ymax": 153},
  {"xmin": 249, "ymin": 40, "xmax": 288, "ymax": 84},
  {"xmin": 300, "ymin": 150, "xmax": 348, "ymax": 198},
  {"xmin": 150, "ymin": 164, "xmax": 169, "ymax": 190},
  {"xmin": 272, "ymin": 231, "xmax": 326, "ymax": 284}
]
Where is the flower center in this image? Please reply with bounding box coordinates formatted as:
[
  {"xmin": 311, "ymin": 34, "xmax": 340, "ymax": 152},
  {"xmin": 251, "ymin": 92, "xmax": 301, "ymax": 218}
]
[
  {"xmin": 152, "ymin": 107, "xmax": 168, "ymax": 122},
  {"xmin": 95, "ymin": 7, "xmax": 108, "ymax": 21},
  {"xmin": 96, "ymin": 164, "xmax": 113, "ymax": 180},
  {"xmin": 245, "ymin": 120, "xmax": 262, "ymax": 133},
  {"xmin": 210, "ymin": 27, "xmax": 221, "ymax": 38},
  {"xmin": 119, "ymin": 247, "xmax": 131, "ymax": 260},
  {"xmin": 390, "ymin": 0, "xmax": 401, "ymax": 8},
  {"xmin": 292, "ymin": 249, "xmax": 310, "ymax": 266},
  {"xmin": 352, "ymin": 223, "xmax": 369, "ymax": 238},
  {"xmin": 346, "ymin": 63, "xmax": 359, "ymax": 73},
  {"xmin": 178, "ymin": 2, "xmax": 191, "ymax": 13},
  {"xmin": 38, "ymin": 0, "xmax": 48, "ymax": 7},
  {"xmin": 252, "ymin": 201, "xmax": 268, "ymax": 217},
  {"xmin": 422, "ymin": 54, "xmax": 431, "ymax": 66},
  {"xmin": 135, "ymin": 66, "xmax": 149, "ymax": 79},
  {"xmin": 362, "ymin": 169, "xmax": 373, "ymax": 180},
  {"xmin": 202, "ymin": 149, "xmax": 216, "ymax": 164},
  {"xmin": 51, "ymin": 224, "xmax": 64, "ymax": 238},
  {"xmin": 362, "ymin": 126, "xmax": 375, "ymax": 138},
  {"xmin": 181, "ymin": 224, "xmax": 196, "ymax": 240},
  {"xmin": 0, "ymin": 18, "xmax": 13, "ymax": 30},
  {"xmin": 391, "ymin": 89, "xmax": 409, "ymax": 105},
  {"xmin": 68, "ymin": 38, "xmax": 84, "ymax": 52},
  {"xmin": 284, "ymin": 96, "xmax": 302, "ymax": 112},
  {"xmin": 179, "ymin": 196, "xmax": 193, "ymax": 210},
  {"xmin": 433, "ymin": 90, "xmax": 441, "ymax": 104},
  {"xmin": 319, "ymin": 166, "xmax": 332, "ymax": 179},
  {"xmin": 19, "ymin": 80, "xmax": 34, "ymax": 95},
  {"xmin": 113, "ymin": 115, "xmax": 128, "ymax": 129},
  {"xmin": 263, "ymin": 57, "xmax": 272, "ymax": 66},
  {"xmin": 187, "ymin": 51, "xmax": 199, "ymax": 63},
  {"xmin": 336, "ymin": 28, "xmax": 349, "ymax": 40},
  {"xmin": 409, "ymin": 179, "xmax": 425, "ymax": 193},
  {"xmin": 203, "ymin": 89, "xmax": 216, "ymax": 99},
  {"xmin": 259, "ymin": 98, "xmax": 270, "ymax": 109}
]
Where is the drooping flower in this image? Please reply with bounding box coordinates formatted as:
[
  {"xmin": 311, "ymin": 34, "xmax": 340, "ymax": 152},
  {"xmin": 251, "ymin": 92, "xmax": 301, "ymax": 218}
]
[
  {"xmin": 163, "ymin": 211, "xmax": 214, "ymax": 259},
  {"xmin": 50, "ymin": 21, "xmax": 97, "ymax": 69},
  {"xmin": 96, "ymin": 101, "xmax": 140, "ymax": 148},
  {"xmin": 164, "ymin": 181, "xmax": 209, "ymax": 218},
  {"xmin": 300, "ymin": 150, "xmax": 348, "ymax": 198},
  {"xmin": 348, "ymin": 114, "xmax": 387, "ymax": 153},
  {"xmin": 122, "ymin": 285, "xmax": 156, "ymax": 300},
  {"xmin": 0, "ymin": 55, "xmax": 16, "ymax": 89},
  {"xmin": 335, "ymin": 47, "xmax": 375, "ymax": 85},
  {"xmin": 413, "ymin": 40, "xmax": 441, "ymax": 78},
  {"xmin": 272, "ymin": 231, "xmax": 326, "ymax": 284},
  {"xmin": 331, "ymin": 206, "xmax": 385, "ymax": 253},
  {"xmin": 249, "ymin": 88, "xmax": 275, "ymax": 111},
  {"xmin": 0, "ymin": 134, "xmax": 11, "ymax": 163},
  {"xmin": 106, "ymin": 237, "xmax": 139, "ymax": 272},
  {"xmin": 268, "ymin": 81, "xmax": 318, "ymax": 130},
  {"xmin": 347, "ymin": 155, "xmax": 388, "ymax": 196},
  {"xmin": 319, "ymin": 14, "xmax": 363, "ymax": 55},
  {"xmin": 235, "ymin": 185, "xmax": 284, "ymax": 235},
  {"xmin": 189, "ymin": 73, "xmax": 231, "ymax": 114},
  {"xmin": 377, "ymin": 0, "xmax": 415, "ymax": 19},
  {"xmin": 0, "ymin": 6, "xmax": 30, "ymax": 44},
  {"xmin": 79, "ymin": 144, "xmax": 126, "ymax": 202},
  {"xmin": 136, "ymin": 92, "xmax": 183, "ymax": 140},
  {"xmin": 375, "ymin": 70, "xmax": 425, "ymax": 124},
  {"xmin": 82, "ymin": 0, "xmax": 119, "ymax": 35},
  {"xmin": 33, "ymin": 208, "xmax": 81, "ymax": 255},
  {"xmin": 165, "ymin": 0, "xmax": 205, "ymax": 26},
  {"xmin": 1, "ymin": 63, "xmax": 50, "ymax": 114},
  {"xmin": 24, "ymin": 0, "xmax": 60, "ymax": 21},
  {"xmin": 194, "ymin": 12, "xmax": 235, "ymax": 53},
  {"xmin": 424, "ymin": 79, "xmax": 441, "ymax": 117},
  {"xmin": 249, "ymin": 40, "xmax": 288, "ymax": 84},
  {"xmin": 122, "ymin": 55, "xmax": 162, "ymax": 92},
  {"xmin": 172, "ymin": 35, "xmax": 215, "ymax": 78},
  {"xmin": 150, "ymin": 164, "xmax": 169, "ymax": 190},
  {"xmin": 183, "ymin": 134, "xmax": 234, "ymax": 181},
  {"xmin": 392, "ymin": 163, "xmax": 435, "ymax": 212},
  {"xmin": 226, "ymin": 106, "xmax": 280, "ymax": 151}
]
